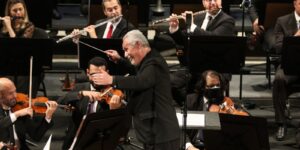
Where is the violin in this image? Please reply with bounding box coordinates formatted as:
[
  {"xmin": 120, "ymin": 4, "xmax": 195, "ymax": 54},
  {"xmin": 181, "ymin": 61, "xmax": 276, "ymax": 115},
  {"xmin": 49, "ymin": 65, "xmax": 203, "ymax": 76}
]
[
  {"xmin": 209, "ymin": 97, "xmax": 249, "ymax": 116},
  {"xmin": 12, "ymin": 93, "xmax": 74, "ymax": 114},
  {"xmin": 98, "ymin": 86, "xmax": 124, "ymax": 104}
]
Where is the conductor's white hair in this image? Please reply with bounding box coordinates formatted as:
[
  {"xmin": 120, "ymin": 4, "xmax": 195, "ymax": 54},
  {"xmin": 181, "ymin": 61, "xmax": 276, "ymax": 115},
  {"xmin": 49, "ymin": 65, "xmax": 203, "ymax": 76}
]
[{"xmin": 123, "ymin": 30, "xmax": 149, "ymax": 47}]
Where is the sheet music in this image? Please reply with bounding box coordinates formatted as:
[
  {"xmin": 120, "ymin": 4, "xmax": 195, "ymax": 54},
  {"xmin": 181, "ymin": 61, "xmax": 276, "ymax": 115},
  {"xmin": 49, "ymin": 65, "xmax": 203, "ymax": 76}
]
[{"xmin": 176, "ymin": 112, "xmax": 205, "ymax": 128}]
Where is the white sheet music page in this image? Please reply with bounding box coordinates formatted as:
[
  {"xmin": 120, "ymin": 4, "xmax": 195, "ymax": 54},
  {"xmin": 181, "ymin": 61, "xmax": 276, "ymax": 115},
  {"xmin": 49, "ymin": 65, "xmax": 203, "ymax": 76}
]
[{"xmin": 176, "ymin": 113, "xmax": 205, "ymax": 128}]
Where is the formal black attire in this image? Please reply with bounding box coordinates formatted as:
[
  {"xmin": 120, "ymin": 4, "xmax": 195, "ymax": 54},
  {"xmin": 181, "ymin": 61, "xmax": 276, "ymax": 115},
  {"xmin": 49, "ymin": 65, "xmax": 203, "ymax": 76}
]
[
  {"xmin": 168, "ymin": 10, "xmax": 235, "ymax": 106},
  {"xmin": 112, "ymin": 50, "xmax": 180, "ymax": 150},
  {"xmin": 58, "ymin": 82, "xmax": 113, "ymax": 150},
  {"xmin": 94, "ymin": 17, "xmax": 135, "ymax": 39},
  {"xmin": 0, "ymin": 108, "xmax": 53, "ymax": 150},
  {"xmin": 272, "ymin": 12, "xmax": 300, "ymax": 125}
]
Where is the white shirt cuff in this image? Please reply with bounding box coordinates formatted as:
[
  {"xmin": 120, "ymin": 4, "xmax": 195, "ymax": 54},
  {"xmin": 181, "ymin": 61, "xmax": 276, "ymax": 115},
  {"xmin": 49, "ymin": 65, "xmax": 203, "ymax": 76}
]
[
  {"xmin": 45, "ymin": 118, "xmax": 51, "ymax": 123},
  {"xmin": 10, "ymin": 113, "xmax": 17, "ymax": 122},
  {"xmin": 169, "ymin": 26, "xmax": 179, "ymax": 34},
  {"xmin": 191, "ymin": 23, "xmax": 197, "ymax": 32},
  {"xmin": 185, "ymin": 142, "xmax": 193, "ymax": 150}
]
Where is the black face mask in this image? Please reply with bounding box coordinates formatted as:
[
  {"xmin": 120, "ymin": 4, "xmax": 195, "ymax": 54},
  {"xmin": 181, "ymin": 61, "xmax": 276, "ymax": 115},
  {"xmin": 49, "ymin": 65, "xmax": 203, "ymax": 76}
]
[{"xmin": 204, "ymin": 87, "xmax": 224, "ymax": 105}]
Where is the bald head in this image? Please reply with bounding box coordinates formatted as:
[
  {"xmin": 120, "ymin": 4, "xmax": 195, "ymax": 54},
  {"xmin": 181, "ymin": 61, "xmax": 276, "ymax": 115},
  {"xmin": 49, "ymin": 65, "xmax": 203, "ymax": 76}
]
[
  {"xmin": 0, "ymin": 78, "xmax": 16, "ymax": 105},
  {"xmin": 0, "ymin": 78, "xmax": 14, "ymax": 92}
]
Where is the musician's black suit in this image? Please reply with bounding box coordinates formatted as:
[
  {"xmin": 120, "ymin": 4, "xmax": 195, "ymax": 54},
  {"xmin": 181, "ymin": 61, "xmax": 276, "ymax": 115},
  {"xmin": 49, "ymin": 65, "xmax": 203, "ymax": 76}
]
[
  {"xmin": 273, "ymin": 12, "xmax": 300, "ymax": 126},
  {"xmin": 0, "ymin": 109, "xmax": 53, "ymax": 150},
  {"xmin": 94, "ymin": 17, "xmax": 135, "ymax": 39}
]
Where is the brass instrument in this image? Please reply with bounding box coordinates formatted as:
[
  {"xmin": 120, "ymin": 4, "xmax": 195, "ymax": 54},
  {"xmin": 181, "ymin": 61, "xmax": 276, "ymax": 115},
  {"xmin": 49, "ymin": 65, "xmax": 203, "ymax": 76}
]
[{"xmin": 151, "ymin": 10, "xmax": 206, "ymax": 25}]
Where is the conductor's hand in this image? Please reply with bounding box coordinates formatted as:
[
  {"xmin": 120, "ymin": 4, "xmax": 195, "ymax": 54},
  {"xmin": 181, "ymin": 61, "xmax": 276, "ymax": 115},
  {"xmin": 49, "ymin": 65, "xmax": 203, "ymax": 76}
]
[
  {"xmin": 45, "ymin": 101, "xmax": 58, "ymax": 120},
  {"xmin": 84, "ymin": 25, "xmax": 97, "ymax": 38},
  {"xmin": 14, "ymin": 107, "xmax": 33, "ymax": 118},
  {"xmin": 106, "ymin": 50, "xmax": 121, "ymax": 63},
  {"xmin": 109, "ymin": 95, "xmax": 122, "ymax": 109},
  {"xmin": 92, "ymin": 69, "xmax": 113, "ymax": 86}
]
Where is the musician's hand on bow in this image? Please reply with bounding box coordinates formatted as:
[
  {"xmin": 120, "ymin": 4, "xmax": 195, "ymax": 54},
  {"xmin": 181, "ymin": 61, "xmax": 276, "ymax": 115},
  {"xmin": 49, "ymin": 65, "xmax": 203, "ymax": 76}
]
[
  {"xmin": 81, "ymin": 91, "xmax": 102, "ymax": 102},
  {"xmin": 106, "ymin": 50, "xmax": 121, "ymax": 63},
  {"xmin": 84, "ymin": 25, "xmax": 97, "ymax": 38}
]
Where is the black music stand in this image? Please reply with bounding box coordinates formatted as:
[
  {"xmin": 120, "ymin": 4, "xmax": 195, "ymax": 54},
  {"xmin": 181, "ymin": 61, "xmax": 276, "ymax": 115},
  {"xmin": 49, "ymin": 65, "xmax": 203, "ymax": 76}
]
[
  {"xmin": 0, "ymin": 38, "xmax": 53, "ymax": 96},
  {"xmin": 203, "ymin": 114, "xmax": 270, "ymax": 150},
  {"xmin": 0, "ymin": 38, "xmax": 53, "ymax": 75},
  {"xmin": 78, "ymin": 38, "xmax": 127, "ymax": 75},
  {"xmin": 188, "ymin": 36, "xmax": 246, "ymax": 99},
  {"xmin": 281, "ymin": 37, "xmax": 300, "ymax": 75},
  {"xmin": 73, "ymin": 108, "xmax": 131, "ymax": 150}
]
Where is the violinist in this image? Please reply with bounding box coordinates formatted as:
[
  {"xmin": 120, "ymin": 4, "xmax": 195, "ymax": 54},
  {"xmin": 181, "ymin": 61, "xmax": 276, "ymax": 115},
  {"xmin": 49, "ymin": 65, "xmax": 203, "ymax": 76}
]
[
  {"xmin": 58, "ymin": 57, "xmax": 124, "ymax": 150},
  {"xmin": 71, "ymin": 0, "xmax": 135, "ymax": 40},
  {"xmin": 185, "ymin": 70, "xmax": 249, "ymax": 150},
  {"xmin": 0, "ymin": 77, "xmax": 58, "ymax": 150}
]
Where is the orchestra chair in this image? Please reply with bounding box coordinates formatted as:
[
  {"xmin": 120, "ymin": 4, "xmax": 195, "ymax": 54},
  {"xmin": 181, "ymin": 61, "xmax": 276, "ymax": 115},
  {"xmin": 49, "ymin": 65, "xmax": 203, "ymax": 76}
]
[{"xmin": 262, "ymin": 2, "xmax": 293, "ymax": 88}]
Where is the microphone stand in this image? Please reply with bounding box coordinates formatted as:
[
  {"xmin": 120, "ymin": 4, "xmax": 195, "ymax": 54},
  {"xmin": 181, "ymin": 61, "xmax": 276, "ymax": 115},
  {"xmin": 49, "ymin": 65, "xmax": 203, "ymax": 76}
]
[
  {"xmin": 181, "ymin": 22, "xmax": 192, "ymax": 150},
  {"xmin": 240, "ymin": 0, "xmax": 251, "ymax": 37}
]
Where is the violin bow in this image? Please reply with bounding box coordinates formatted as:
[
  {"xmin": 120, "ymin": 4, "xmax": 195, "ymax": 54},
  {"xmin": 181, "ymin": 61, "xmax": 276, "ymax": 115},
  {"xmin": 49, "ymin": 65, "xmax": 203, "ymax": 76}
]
[{"xmin": 28, "ymin": 56, "xmax": 33, "ymax": 108}]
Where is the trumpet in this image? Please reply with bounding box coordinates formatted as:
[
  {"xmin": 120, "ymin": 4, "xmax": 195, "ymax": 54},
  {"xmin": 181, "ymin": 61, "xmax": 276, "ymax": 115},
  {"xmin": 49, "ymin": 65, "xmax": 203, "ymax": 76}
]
[
  {"xmin": 56, "ymin": 15, "xmax": 122, "ymax": 43},
  {"xmin": 151, "ymin": 10, "xmax": 206, "ymax": 25}
]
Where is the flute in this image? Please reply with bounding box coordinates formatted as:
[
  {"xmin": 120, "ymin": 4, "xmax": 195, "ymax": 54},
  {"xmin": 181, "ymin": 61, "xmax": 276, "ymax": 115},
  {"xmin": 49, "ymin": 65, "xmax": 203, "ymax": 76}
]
[
  {"xmin": 56, "ymin": 15, "xmax": 122, "ymax": 43},
  {"xmin": 151, "ymin": 10, "xmax": 206, "ymax": 25}
]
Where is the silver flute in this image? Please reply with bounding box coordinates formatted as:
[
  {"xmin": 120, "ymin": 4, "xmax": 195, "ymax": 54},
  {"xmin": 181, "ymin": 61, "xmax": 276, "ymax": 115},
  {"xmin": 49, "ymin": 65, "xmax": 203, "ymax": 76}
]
[
  {"xmin": 151, "ymin": 10, "xmax": 206, "ymax": 25},
  {"xmin": 56, "ymin": 15, "xmax": 122, "ymax": 43}
]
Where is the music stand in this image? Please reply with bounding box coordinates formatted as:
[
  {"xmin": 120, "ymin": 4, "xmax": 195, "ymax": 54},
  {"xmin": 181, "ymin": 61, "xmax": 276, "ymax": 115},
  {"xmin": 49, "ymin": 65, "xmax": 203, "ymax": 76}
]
[
  {"xmin": 188, "ymin": 36, "xmax": 246, "ymax": 74},
  {"xmin": 78, "ymin": 38, "xmax": 127, "ymax": 75},
  {"xmin": 0, "ymin": 38, "xmax": 53, "ymax": 75},
  {"xmin": 203, "ymin": 114, "xmax": 270, "ymax": 150},
  {"xmin": 73, "ymin": 108, "xmax": 131, "ymax": 150},
  {"xmin": 282, "ymin": 37, "xmax": 300, "ymax": 75}
]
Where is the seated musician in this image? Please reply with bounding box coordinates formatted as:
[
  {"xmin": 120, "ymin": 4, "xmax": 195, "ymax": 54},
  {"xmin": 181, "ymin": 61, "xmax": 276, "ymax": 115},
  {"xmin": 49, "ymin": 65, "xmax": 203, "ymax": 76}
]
[
  {"xmin": 0, "ymin": 77, "xmax": 58, "ymax": 150},
  {"xmin": 185, "ymin": 70, "xmax": 249, "ymax": 150},
  {"xmin": 0, "ymin": 0, "xmax": 49, "ymax": 98},
  {"xmin": 272, "ymin": 0, "xmax": 300, "ymax": 141},
  {"xmin": 71, "ymin": 0, "xmax": 135, "ymax": 40},
  {"xmin": 58, "ymin": 57, "xmax": 125, "ymax": 150},
  {"xmin": 166, "ymin": 0, "xmax": 235, "ymax": 106}
]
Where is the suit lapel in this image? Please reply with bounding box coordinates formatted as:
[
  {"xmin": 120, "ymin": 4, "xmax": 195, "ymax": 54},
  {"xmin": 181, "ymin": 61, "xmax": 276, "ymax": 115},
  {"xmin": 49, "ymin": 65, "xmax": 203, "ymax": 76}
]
[{"xmin": 287, "ymin": 14, "xmax": 298, "ymax": 35}]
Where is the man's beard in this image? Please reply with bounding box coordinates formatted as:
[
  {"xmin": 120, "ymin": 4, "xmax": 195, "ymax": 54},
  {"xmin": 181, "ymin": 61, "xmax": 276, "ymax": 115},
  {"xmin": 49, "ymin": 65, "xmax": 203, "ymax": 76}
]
[{"xmin": 1, "ymin": 98, "xmax": 17, "ymax": 107}]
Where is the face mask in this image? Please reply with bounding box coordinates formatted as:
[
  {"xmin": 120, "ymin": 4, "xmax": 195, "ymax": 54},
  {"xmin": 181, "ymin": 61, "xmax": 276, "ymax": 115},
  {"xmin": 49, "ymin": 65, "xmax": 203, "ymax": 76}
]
[{"xmin": 204, "ymin": 86, "xmax": 224, "ymax": 105}]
